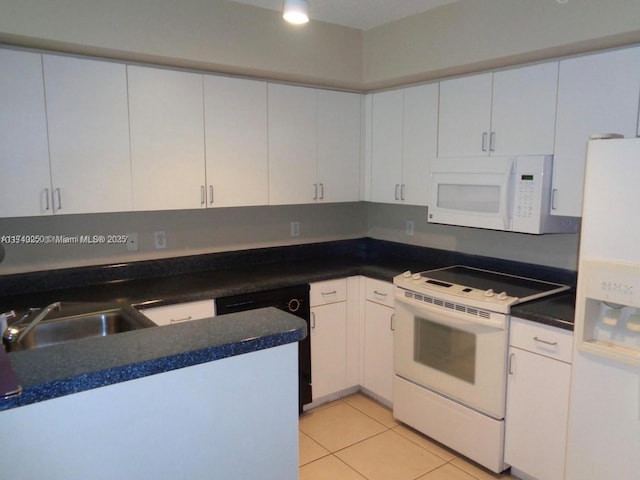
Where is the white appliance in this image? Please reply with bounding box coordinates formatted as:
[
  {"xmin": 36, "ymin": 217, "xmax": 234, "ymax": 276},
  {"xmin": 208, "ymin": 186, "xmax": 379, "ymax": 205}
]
[
  {"xmin": 428, "ymin": 155, "xmax": 579, "ymax": 234},
  {"xmin": 565, "ymin": 137, "xmax": 640, "ymax": 480},
  {"xmin": 393, "ymin": 266, "xmax": 569, "ymax": 473}
]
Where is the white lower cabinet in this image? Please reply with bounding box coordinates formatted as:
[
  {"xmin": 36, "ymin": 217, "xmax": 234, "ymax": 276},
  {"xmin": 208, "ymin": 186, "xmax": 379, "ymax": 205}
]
[
  {"xmin": 362, "ymin": 278, "xmax": 395, "ymax": 405},
  {"xmin": 139, "ymin": 300, "xmax": 215, "ymax": 326},
  {"xmin": 505, "ymin": 317, "xmax": 573, "ymax": 480},
  {"xmin": 310, "ymin": 279, "xmax": 348, "ymax": 401}
]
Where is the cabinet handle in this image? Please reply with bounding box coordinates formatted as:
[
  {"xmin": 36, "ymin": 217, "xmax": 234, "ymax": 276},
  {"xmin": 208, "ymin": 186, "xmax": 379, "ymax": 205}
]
[
  {"xmin": 313, "ymin": 183, "xmax": 318, "ymax": 200},
  {"xmin": 311, "ymin": 312, "xmax": 316, "ymax": 329},
  {"xmin": 41, "ymin": 188, "xmax": 50, "ymax": 212},
  {"xmin": 508, "ymin": 353, "xmax": 515, "ymax": 375},
  {"xmin": 482, "ymin": 132, "xmax": 488, "ymax": 152},
  {"xmin": 321, "ymin": 290, "xmax": 337, "ymax": 296},
  {"xmin": 209, "ymin": 185, "xmax": 214, "ymax": 205},
  {"xmin": 390, "ymin": 313, "xmax": 395, "ymax": 331},
  {"xmin": 319, "ymin": 183, "xmax": 324, "ymax": 200},
  {"xmin": 551, "ymin": 189, "xmax": 558, "ymax": 210},
  {"xmin": 394, "ymin": 184, "xmax": 400, "ymax": 201},
  {"xmin": 534, "ymin": 336, "xmax": 558, "ymax": 347},
  {"xmin": 200, "ymin": 186, "xmax": 205, "ymax": 206},
  {"xmin": 374, "ymin": 290, "xmax": 388, "ymax": 297},
  {"xmin": 401, "ymin": 184, "xmax": 406, "ymax": 201},
  {"xmin": 54, "ymin": 188, "xmax": 62, "ymax": 211},
  {"xmin": 170, "ymin": 316, "xmax": 193, "ymax": 324},
  {"xmin": 490, "ymin": 132, "xmax": 496, "ymax": 152}
]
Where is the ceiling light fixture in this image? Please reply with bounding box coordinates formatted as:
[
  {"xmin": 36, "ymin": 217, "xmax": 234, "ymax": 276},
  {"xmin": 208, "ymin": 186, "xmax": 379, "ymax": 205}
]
[{"xmin": 283, "ymin": 0, "xmax": 309, "ymax": 25}]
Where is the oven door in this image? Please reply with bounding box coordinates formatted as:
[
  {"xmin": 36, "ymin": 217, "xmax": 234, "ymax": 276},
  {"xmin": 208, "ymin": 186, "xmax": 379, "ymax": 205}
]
[{"xmin": 394, "ymin": 293, "xmax": 509, "ymax": 419}]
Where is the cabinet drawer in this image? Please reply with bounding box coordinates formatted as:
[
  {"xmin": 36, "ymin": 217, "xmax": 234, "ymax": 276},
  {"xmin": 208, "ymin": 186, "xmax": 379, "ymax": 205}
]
[
  {"xmin": 365, "ymin": 278, "xmax": 394, "ymax": 307},
  {"xmin": 310, "ymin": 279, "xmax": 347, "ymax": 307},
  {"xmin": 510, "ymin": 317, "xmax": 573, "ymax": 363},
  {"xmin": 140, "ymin": 299, "xmax": 215, "ymax": 326}
]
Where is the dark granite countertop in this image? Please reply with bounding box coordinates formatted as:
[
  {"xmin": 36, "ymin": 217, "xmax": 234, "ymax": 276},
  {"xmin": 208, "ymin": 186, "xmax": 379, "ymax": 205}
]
[
  {"xmin": 0, "ymin": 307, "xmax": 306, "ymax": 412},
  {"xmin": 0, "ymin": 238, "xmax": 576, "ymax": 411}
]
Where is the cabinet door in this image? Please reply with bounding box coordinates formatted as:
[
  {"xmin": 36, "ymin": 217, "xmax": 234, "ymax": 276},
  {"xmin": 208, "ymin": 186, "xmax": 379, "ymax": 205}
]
[
  {"xmin": 268, "ymin": 83, "xmax": 317, "ymax": 205},
  {"xmin": 370, "ymin": 89, "xmax": 403, "ymax": 203},
  {"xmin": 44, "ymin": 55, "xmax": 132, "ymax": 214},
  {"xmin": 552, "ymin": 46, "xmax": 640, "ymax": 217},
  {"xmin": 204, "ymin": 76, "xmax": 268, "ymax": 207},
  {"xmin": 402, "ymin": 83, "xmax": 438, "ymax": 206},
  {"xmin": 140, "ymin": 300, "xmax": 215, "ymax": 326},
  {"xmin": 491, "ymin": 61, "xmax": 558, "ymax": 156},
  {"xmin": 0, "ymin": 49, "xmax": 51, "ymax": 218},
  {"xmin": 317, "ymin": 90, "xmax": 361, "ymax": 203},
  {"xmin": 438, "ymin": 72, "xmax": 493, "ymax": 157},
  {"xmin": 129, "ymin": 65, "xmax": 205, "ymax": 211},
  {"xmin": 363, "ymin": 300, "xmax": 394, "ymax": 404},
  {"xmin": 505, "ymin": 346, "xmax": 571, "ymax": 480},
  {"xmin": 311, "ymin": 301, "xmax": 347, "ymax": 400}
]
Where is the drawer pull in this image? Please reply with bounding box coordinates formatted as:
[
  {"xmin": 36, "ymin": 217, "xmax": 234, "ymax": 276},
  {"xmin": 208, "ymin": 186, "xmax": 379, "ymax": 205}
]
[
  {"xmin": 533, "ymin": 336, "xmax": 558, "ymax": 347},
  {"xmin": 508, "ymin": 353, "xmax": 516, "ymax": 375},
  {"xmin": 374, "ymin": 290, "xmax": 388, "ymax": 297},
  {"xmin": 170, "ymin": 316, "xmax": 193, "ymax": 324},
  {"xmin": 321, "ymin": 290, "xmax": 337, "ymax": 296}
]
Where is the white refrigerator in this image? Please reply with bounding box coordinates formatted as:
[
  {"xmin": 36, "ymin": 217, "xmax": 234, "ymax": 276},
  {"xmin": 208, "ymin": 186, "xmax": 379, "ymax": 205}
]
[{"xmin": 565, "ymin": 137, "xmax": 640, "ymax": 479}]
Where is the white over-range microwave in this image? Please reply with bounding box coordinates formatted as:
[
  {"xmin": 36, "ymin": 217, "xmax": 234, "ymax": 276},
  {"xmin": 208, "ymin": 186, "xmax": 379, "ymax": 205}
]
[{"xmin": 427, "ymin": 155, "xmax": 579, "ymax": 234}]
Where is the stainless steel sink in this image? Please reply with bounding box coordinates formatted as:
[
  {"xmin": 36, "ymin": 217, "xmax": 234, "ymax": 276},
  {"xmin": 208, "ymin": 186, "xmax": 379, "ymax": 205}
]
[{"xmin": 3, "ymin": 304, "xmax": 155, "ymax": 352}]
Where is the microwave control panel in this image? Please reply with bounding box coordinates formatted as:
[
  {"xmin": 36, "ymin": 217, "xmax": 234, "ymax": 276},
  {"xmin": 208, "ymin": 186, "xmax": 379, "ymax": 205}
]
[{"xmin": 512, "ymin": 155, "xmax": 552, "ymax": 233}]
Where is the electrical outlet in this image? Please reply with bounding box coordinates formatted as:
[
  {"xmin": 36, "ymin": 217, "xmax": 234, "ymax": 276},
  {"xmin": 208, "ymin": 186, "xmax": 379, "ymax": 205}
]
[
  {"xmin": 126, "ymin": 233, "xmax": 138, "ymax": 252},
  {"xmin": 154, "ymin": 231, "xmax": 167, "ymax": 249},
  {"xmin": 290, "ymin": 221, "xmax": 300, "ymax": 238},
  {"xmin": 406, "ymin": 220, "xmax": 415, "ymax": 236}
]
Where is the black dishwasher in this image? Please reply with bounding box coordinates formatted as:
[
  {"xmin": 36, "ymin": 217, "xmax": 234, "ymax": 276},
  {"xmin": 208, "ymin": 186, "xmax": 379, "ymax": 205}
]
[{"xmin": 215, "ymin": 285, "xmax": 312, "ymax": 411}]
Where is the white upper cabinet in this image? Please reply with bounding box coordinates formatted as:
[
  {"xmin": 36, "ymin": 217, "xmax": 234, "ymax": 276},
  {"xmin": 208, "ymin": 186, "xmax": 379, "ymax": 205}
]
[
  {"xmin": 438, "ymin": 72, "xmax": 493, "ymax": 157},
  {"xmin": 43, "ymin": 54, "xmax": 132, "ymax": 214},
  {"xmin": 0, "ymin": 49, "xmax": 50, "ymax": 218},
  {"xmin": 371, "ymin": 89, "xmax": 403, "ymax": 203},
  {"xmin": 317, "ymin": 90, "xmax": 361, "ymax": 203},
  {"xmin": 552, "ymin": 46, "xmax": 640, "ymax": 217},
  {"xmin": 268, "ymin": 83, "xmax": 317, "ymax": 205},
  {"xmin": 370, "ymin": 83, "xmax": 438, "ymax": 205},
  {"xmin": 438, "ymin": 62, "xmax": 558, "ymax": 157},
  {"xmin": 204, "ymin": 76, "xmax": 268, "ymax": 207},
  {"xmin": 268, "ymin": 84, "xmax": 360, "ymax": 205},
  {"xmin": 128, "ymin": 65, "xmax": 205, "ymax": 211}
]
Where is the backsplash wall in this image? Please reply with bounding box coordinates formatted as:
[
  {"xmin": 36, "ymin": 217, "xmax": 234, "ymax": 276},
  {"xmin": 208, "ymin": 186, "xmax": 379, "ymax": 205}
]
[
  {"xmin": 365, "ymin": 203, "xmax": 580, "ymax": 271},
  {"xmin": 0, "ymin": 203, "xmax": 367, "ymax": 274}
]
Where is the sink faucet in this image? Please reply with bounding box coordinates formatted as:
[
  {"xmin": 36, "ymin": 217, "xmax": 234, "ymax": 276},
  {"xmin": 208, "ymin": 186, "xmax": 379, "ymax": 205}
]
[{"xmin": 3, "ymin": 302, "xmax": 62, "ymax": 347}]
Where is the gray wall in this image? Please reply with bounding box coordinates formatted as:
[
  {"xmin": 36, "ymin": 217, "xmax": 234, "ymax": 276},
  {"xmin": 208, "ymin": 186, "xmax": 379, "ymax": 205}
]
[
  {"xmin": 366, "ymin": 203, "xmax": 579, "ymax": 271},
  {"xmin": 1, "ymin": 0, "xmax": 639, "ymax": 90},
  {"xmin": 0, "ymin": 203, "xmax": 367, "ymax": 274}
]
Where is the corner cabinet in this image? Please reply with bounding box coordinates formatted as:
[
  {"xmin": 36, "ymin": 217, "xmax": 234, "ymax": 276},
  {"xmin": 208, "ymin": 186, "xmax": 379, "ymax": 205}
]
[
  {"xmin": 504, "ymin": 317, "xmax": 573, "ymax": 480},
  {"xmin": 128, "ymin": 65, "xmax": 206, "ymax": 211},
  {"xmin": 268, "ymin": 84, "xmax": 361, "ymax": 205},
  {"xmin": 370, "ymin": 83, "xmax": 438, "ymax": 206},
  {"xmin": 551, "ymin": 45, "xmax": 640, "ymax": 217},
  {"xmin": 0, "ymin": 49, "xmax": 51, "ymax": 218},
  {"xmin": 438, "ymin": 62, "xmax": 558, "ymax": 157},
  {"xmin": 362, "ymin": 278, "xmax": 395, "ymax": 405}
]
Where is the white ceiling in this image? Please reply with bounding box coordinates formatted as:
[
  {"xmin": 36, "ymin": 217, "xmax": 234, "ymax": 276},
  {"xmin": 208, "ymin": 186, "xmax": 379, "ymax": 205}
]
[{"xmin": 229, "ymin": 0, "xmax": 460, "ymax": 30}]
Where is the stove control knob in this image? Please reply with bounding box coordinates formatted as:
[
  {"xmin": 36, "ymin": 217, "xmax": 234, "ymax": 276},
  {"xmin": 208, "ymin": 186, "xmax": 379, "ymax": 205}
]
[
  {"xmin": 483, "ymin": 289, "xmax": 495, "ymax": 298},
  {"xmin": 412, "ymin": 273, "xmax": 422, "ymax": 280},
  {"xmin": 497, "ymin": 291, "xmax": 508, "ymax": 301},
  {"xmin": 403, "ymin": 271, "xmax": 412, "ymax": 278}
]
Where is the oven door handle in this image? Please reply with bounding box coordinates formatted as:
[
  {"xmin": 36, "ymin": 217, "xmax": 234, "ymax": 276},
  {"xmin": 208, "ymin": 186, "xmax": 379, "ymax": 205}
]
[{"xmin": 395, "ymin": 295, "xmax": 507, "ymax": 331}]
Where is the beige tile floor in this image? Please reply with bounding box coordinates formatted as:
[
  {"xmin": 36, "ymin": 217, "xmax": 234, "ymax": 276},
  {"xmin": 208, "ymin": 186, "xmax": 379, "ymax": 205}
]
[{"xmin": 299, "ymin": 393, "xmax": 520, "ymax": 480}]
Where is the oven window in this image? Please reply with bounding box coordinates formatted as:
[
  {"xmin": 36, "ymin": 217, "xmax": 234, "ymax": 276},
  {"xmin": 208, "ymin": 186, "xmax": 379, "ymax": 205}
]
[
  {"xmin": 437, "ymin": 184, "xmax": 500, "ymax": 213},
  {"xmin": 414, "ymin": 316, "xmax": 476, "ymax": 384}
]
